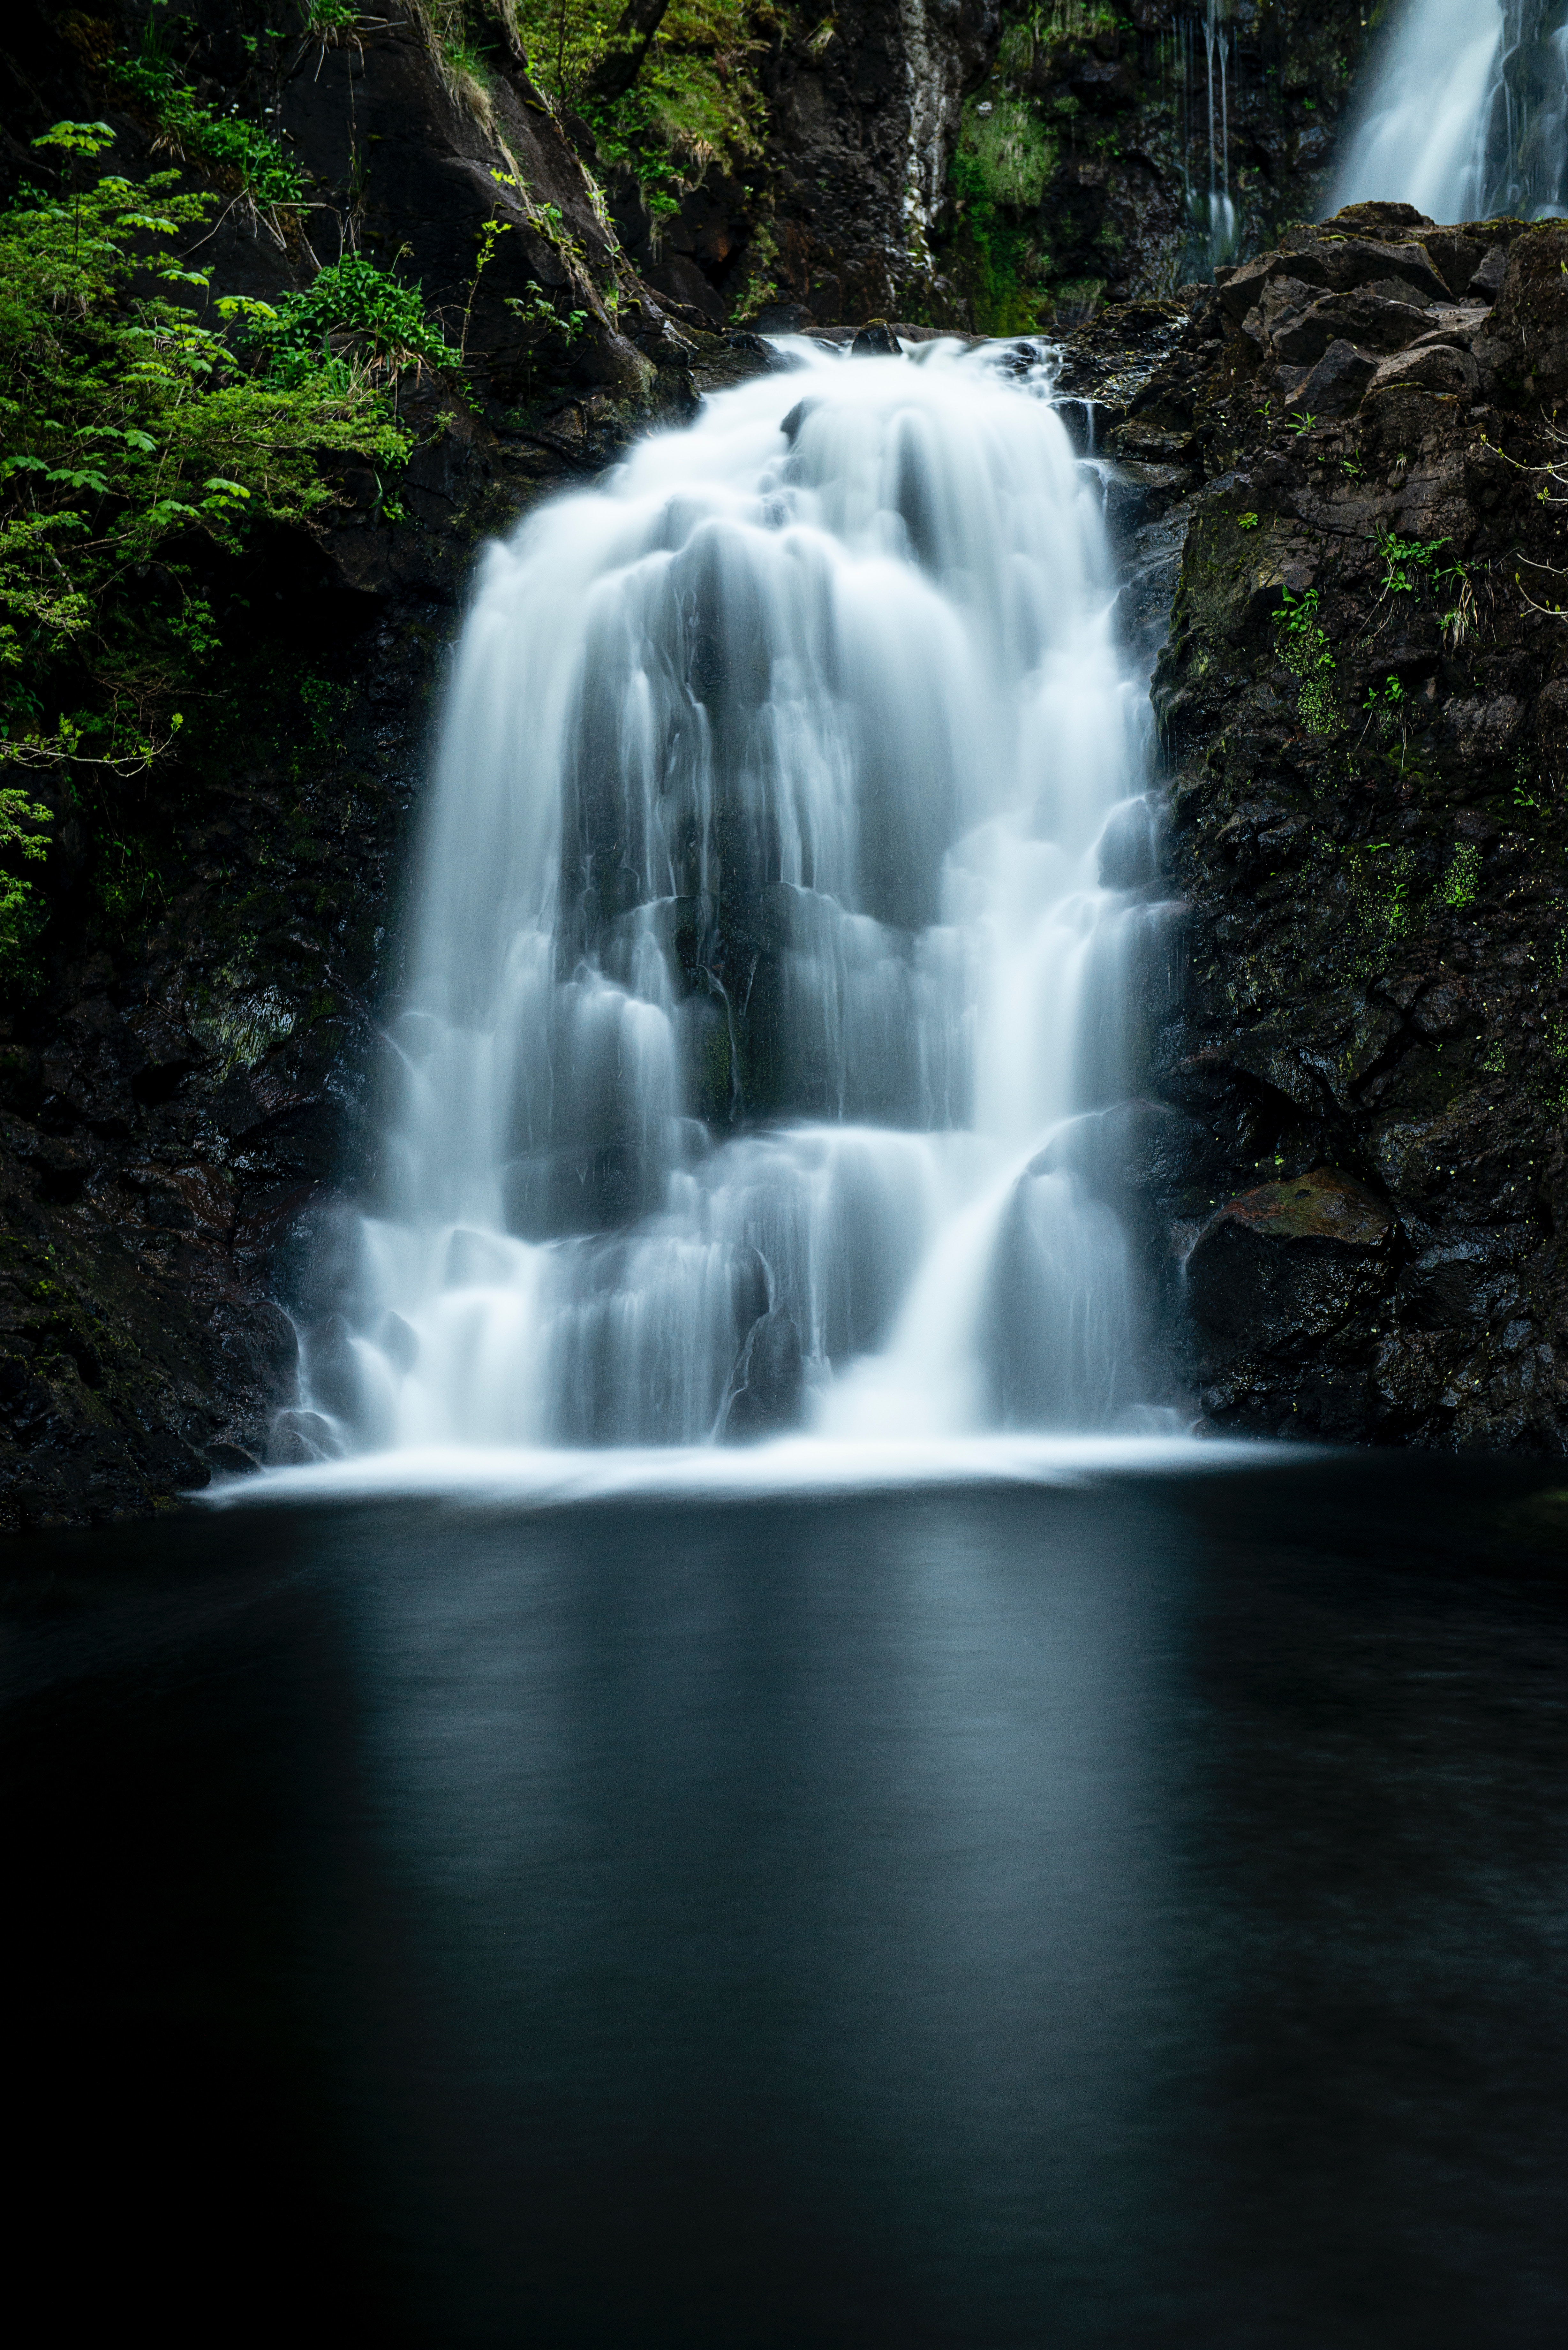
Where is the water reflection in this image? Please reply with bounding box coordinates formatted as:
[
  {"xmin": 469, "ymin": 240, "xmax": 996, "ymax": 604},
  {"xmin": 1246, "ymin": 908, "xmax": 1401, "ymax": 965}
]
[{"xmin": 3, "ymin": 1460, "xmax": 1566, "ymax": 2343}]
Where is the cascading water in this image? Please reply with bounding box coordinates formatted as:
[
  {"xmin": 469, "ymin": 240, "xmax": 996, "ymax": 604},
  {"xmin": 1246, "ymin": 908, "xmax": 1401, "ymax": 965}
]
[
  {"xmin": 297, "ymin": 341, "xmax": 1176, "ymax": 1465},
  {"xmin": 1330, "ymin": 0, "xmax": 1568, "ymax": 225},
  {"xmin": 1199, "ymin": 2, "xmax": 1237, "ymax": 269},
  {"xmin": 1172, "ymin": 4, "xmax": 1240, "ymax": 277}
]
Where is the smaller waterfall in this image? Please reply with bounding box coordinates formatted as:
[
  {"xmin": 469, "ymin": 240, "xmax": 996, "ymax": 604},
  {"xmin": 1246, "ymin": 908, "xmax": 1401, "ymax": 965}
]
[
  {"xmin": 1201, "ymin": 2, "xmax": 1237, "ymax": 268},
  {"xmin": 1330, "ymin": 0, "xmax": 1568, "ymax": 226},
  {"xmin": 1176, "ymin": 4, "xmax": 1239, "ymax": 275}
]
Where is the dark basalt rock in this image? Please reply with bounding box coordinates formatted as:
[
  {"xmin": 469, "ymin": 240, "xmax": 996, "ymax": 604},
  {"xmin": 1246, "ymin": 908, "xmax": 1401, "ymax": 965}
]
[
  {"xmin": 1140, "ymin": 203, "xmax": 1568, "ymax": 1450},
  {"xmin": 1284, "ymin": 337, "xmax": 1379, "ymax": 417},
  {"xmin": 1185, "ymin": 1170, "xmax": 1395, "ymax": 1355}
]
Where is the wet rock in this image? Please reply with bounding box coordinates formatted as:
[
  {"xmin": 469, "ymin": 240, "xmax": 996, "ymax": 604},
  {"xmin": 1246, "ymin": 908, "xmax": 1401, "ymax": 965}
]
[
  {"xmin": 266, "ymin": 1408, "xmax": 343, "ymax": 1467},
  {"xmin": 204, "ymin": 1441, "xmax": 261, "ymax": 1477},
  {"xmin": 1273, "ymin": 292, "xmax": 1435, "ymax": 365},
  {"xmin": 1367, "ymin": 342, "xmax": 1481, "ymax": 401},
  {"xmin": 1285, "ymin": 338, "xmax": 1379, "ymax": 417},
  {"xmin": 851, "ymin": 323, "xmax": 901, "ymax": 357},
  {"xmin": 721, "ymin": 1307, "xmax": 804, "ymax": 1441},
  {"xmin": 779, "ymin": 397, "xmax": 819, "ymax": 443},
  {"xmin": 305, "ymin": 1314, "xmax": 363, "ymax": 1426},
  {"xmin": 1185, "ymin": 1169, "xmax": 1396, "ymax": 1356},
  {"xmin": 1492, "ymin": 222, "xmax": 1568, "ymax": 396}
]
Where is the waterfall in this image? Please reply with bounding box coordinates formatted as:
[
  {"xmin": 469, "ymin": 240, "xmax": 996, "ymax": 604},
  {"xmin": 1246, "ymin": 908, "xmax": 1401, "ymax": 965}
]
[
  {"xmin": 1329, "ymin": 0, "xmax": 1568, "ymax": 225},
  {"xmin": 292, "ymin": 341, "xmax": 1175, "ymax": 1463},
  {"xmin": 1201, "ymin": 2, "xmax": 1237, "ymax": 269},
  {"xmin": 1175, "ymin": 5, "xmax": 1239, "ymax": 276}
]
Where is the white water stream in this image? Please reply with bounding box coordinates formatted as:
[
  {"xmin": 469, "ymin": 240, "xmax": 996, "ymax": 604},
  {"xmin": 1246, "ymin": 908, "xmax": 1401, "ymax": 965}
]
[
  {"xmin": 1330, "ymin": 0, "xmax": 1568, "ymax": 225},
  {"xmin": 295, "ymin": 340, "xmax": 1176, "ymax": 1462}
]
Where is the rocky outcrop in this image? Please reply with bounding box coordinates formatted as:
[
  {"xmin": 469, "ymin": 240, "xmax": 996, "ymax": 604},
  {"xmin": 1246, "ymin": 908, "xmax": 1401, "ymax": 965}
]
[
  {"xmin": 595, "ymin": 0, "xmax": 1001, "ymax": 329},
  {"xmin": 934, "ymin": 0, "xmax": 1373, "ymax": 332},
  {"xmin": 1127, "ymin": 202, "xmax": 1568, "ymax": 1448}
]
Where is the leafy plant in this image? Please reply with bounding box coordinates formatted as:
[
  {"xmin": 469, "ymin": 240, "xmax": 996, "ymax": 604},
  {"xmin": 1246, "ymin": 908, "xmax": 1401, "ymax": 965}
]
[
  {"xmin": 248, "ymin": 251, "xmax": 460, "ymax": 386},
  {"xmin": 0, "ymin": 786, "xmax": 51, "ymax": 974},
  {"xmin": 1276, "ymin": 587, "xmax": 1338, "ymax": 735},
  {"xmin": 1362, "ymin": 672, "xmax": 1406, "ymax": 735},
  {"xmin": 1286, "ymin": 410, "xmax": 1316, "ymax": 436},
  {"xmin": 1344, "ymin": 839, "xmax": 1417, "ymax": 950},
  {"xmin": 109, "ymin": 50, "xmax": 305, "ymax": 215},
  {"xmin": 1236, "ymin": 511, "xmax": 1260, "ymax": 530},
  {"xmin": 0, "ymin": 125, "xmax": 423, "ymax": 966},
  {"xmin": 1375, "ymin": 526, "xmax": 1466, "ymax": 603}
]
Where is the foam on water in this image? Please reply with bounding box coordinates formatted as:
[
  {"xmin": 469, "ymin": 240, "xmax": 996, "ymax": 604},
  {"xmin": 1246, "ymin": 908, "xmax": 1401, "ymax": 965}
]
[{"xmin": 205, "ymin": 1434, "xmax": 1292, "ymax": 1512}]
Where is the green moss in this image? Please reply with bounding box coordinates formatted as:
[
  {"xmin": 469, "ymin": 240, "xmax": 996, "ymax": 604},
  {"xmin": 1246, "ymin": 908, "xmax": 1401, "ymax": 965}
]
[
  {"xmin": 957, "ymin": 98, "xmax": 1055, "ymax": 212},
  {"xmin": 1440, "ymin": 842, "xmax": 1481, "ymax": 910},
  {"xmin": 518, "ymin": 0, "xmax": 775, "ymax": 211},
  {"xmin": 948, "ymin": 148, "xmax": 1043, "ymax": 335},
  {"xmin": 1275, "ymin": 588, "xmax": 1340, "ymax": 736}
]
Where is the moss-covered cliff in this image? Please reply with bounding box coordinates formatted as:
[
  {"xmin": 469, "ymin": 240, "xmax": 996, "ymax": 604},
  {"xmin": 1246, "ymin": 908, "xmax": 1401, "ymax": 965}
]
[{"xmin": 934, "ymin": 0, "xmax": 1375, "ymax": 333}]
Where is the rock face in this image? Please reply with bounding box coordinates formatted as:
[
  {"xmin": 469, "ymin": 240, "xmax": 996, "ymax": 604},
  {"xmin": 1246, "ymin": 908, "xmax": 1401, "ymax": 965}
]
[
  {"xmin": 1184, "ymin": 1167, "xmax": 1394, "ymax": 1365},
  {"xmin": 1128, "ymin": 203, "xmax": 1568, "ymax": 1449},
  {"xmin": 596, "ymin": 0, "xmax": 1001, "ymax": 329},
  {"xmin": 759, "ymin": 0, "xmax": 1001, "ymax": 321},
  {"xmin": 934, "ymin": 0, "xmax": 1373, "ymax": 332}
]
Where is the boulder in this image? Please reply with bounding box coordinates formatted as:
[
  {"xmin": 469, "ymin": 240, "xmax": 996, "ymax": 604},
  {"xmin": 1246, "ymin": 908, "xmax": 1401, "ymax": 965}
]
[
  {"xmin": 1273, "ymin": 291, "xmax": 1435, "ymax": 364},
  {"xmin": 1184, "ymin": 1168, "xmax": 1395, "ymax": 1356},
  {"xmin": 1284, "ymin": 338, "xmax": 1379, "ymax": 418}
]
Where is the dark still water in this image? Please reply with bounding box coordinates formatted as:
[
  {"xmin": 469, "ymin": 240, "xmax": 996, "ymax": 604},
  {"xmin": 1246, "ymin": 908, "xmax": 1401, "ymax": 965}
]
[{"xmin": 4, "ymin": 1456, "xmax": 1566, "ymax": 2345}]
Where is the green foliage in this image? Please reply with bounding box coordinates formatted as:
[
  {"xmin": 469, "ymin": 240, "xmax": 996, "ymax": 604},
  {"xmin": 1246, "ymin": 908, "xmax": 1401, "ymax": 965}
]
[
  {"xmin": 1441, "ymin": 842, "xmax": 1481, "ymax": 910},
  {"xmin": 1285, "ymin": 410, "xmax": 1316, "ymax": 436},
  {"xmin": 0, "ymin": 125, "xmax": 427, "ymax": 967},
  {"xmin": 1275, "ymin": 587, "xmax": 1338, "ymax": 735},
  {"xmin": 1345, "ymin": 839, "xmax": 1417, "ymax": 949},
  {"xmin": 1375, "ymin": 527, "xmax": 1466, "ymax": 602},
  {"xmin": 0, "ymin": 787, "xmax": 51, "ymax": 975},
  {"xmin": 519, "ymin": 0, "xmax": 774, "ymax": 207},
  {"xmin": 1236, "ymin": 511, "xmax": 1259, "ymax": 530},
  {"xmin": 1362, "ymin": 672, "xmax": 1406, "ymax": 738},
  {"xmin": 247, "ymin": 251, "xmax": 460, "ymax": 386},
  {"xmin": 109, "ymin": 51, "xmax": 305, "ymax": 212}
]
